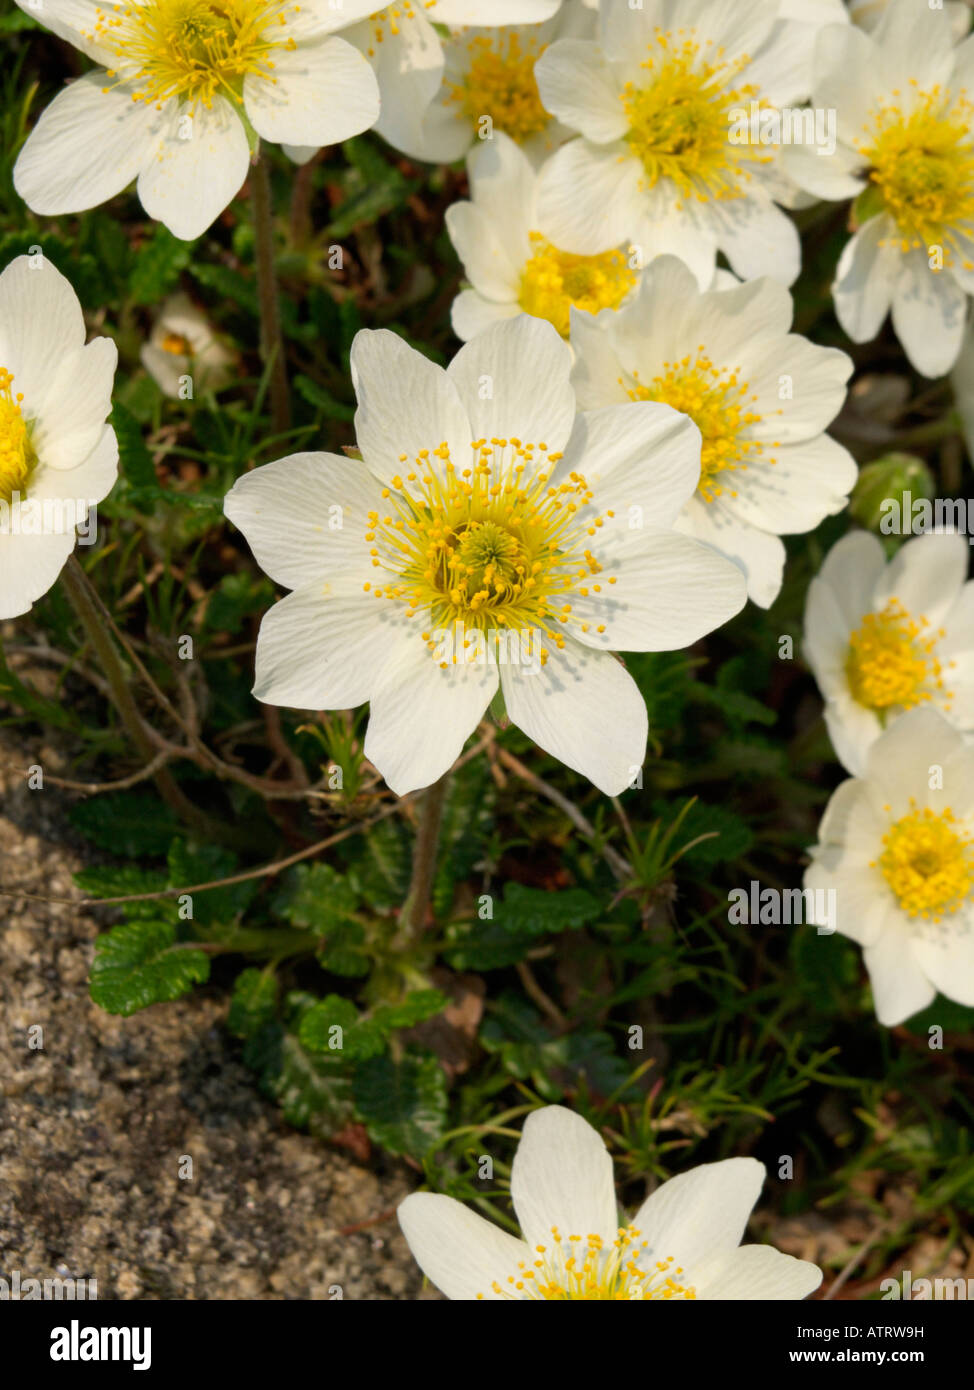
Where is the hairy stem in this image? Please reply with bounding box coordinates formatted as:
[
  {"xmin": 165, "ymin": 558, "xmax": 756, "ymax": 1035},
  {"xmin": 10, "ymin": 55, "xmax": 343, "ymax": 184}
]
[
  {"xmin": 251, "ymin": 154, "xmax": 291, "ymax": 437},
  {"xmin": 394, "ymin": 773, "xmax": 450, "ymax": 949}
]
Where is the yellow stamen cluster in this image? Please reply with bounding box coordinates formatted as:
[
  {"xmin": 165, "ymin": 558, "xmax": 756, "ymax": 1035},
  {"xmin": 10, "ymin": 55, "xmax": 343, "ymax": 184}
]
[
  {"xmin": 518, "ymin": 233, "xmax": 637, "ymax": 337},
  {"xmin": 857, "ymin": 83, "xmax": 974, "ymax": 268},
  {"xmin": 361, "ymin": 438, "xmax": 618, "ymax": 664},
  {"xmin": 627, "ymin": 351, "xmax": 774, "ymax": 502},
  {"xmin": 86, "ymin": 0, "xmax": 294, "ymax": 110},
  {"xmin": 364, "ymin": 0, "xmax": 437, "ymax": 55},
  {"xmin": 846, "ymin": 599, "xmax": 950, "ymax": 713},
  {"xmin": 446, "ymin": 32, "xmax": 550, "ymax": 143},
  {"xmin": 874, "ymin": 800, "xmax": 974, "ymax": 922},
  {"xmin": 479, "ymin": 1225, "xmax": 697, "ymax": 1301},
  {"xmin": 621, "ymin": 31, "xmax": 770, "ymax": 204},
  {"xmin": 161, "ymin": 331, "xmax": 193, "ymax": 355},
  {"xmin": 0, "ymin": 368, "xmax": 32, "ymax": 505}
]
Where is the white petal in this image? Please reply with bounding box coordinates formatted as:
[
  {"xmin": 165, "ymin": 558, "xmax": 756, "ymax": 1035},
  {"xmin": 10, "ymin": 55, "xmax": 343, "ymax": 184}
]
[
  {"xmin": 727, "ymin": 434, "xmax": 857, "ymax": 536},
  {"xmin": 31, "ymin": 338, "xmax": 118, "ymax": 471},
  {"xmin": 446, "ymin": 315, "xmax": 576, "ymax": 456},
  {"xmin": 451, "ymin": 291, "xmax": 521, "ymax": 342},
  {"xmin": 833, "ymin": 217, "xmax": 900, "ymax": 344},
  {"xmin": 350, "ymin": 330, "xmax": 472, "ymax": 483},
  {"xmin": 510, "ymin": 1106, "xmax": 618, "ymax": 1250},
  {"xmin": 364, "ymin": 643, "xmax": 496, "ymax": 795},
  {"xmin": 817, "ymin": 529, "xmax": 887, "ymax": 629},
  {"xmin": 397, "ymin": 1193, "xmax": 530, "ymax": 1301},
  {"xmin": 252, "ymin": 580, "xmax": 411, "ymax": 710},
  {"xmin": 713, "ymin": 196, "xmax": 801, "ymax": 288},
  {"xmin": 0, "ymin": 256, "xmax": 85, "ymax": 406},
  {"xmin": 555, "ymin": 401, "xmax": 702, "ymax": 529},
  {"xmin": 864, "ymin": 921, "xmax": 937, "ymax": 1026},
  {"xmin": 891, "ymin": 256, "xmax": 968, "ymax": 379},
  {"xmin": 224, "ymin": 452, "xmax": 383, "ymax": 591},
  {"xmin": 805, "ymin": 856, "xmax": 887, "ymax": 947},
  {"xmin": 534, "ymin": 39, "xmax": 628, "ymax": 143},
  {"xmin": 678, "ymin": 499, "xmax": 787, "ymax": 609},
  {"xmin": 694, "ymin": 1244, "xmax": 823, "ymax": 1300},
  {"xmin": 822, "ymin": 697, "xmax": 882, "ymax": 778},
  {"xmin": 0, "ymin": 530, "xmax": 75, "ymax": 620},
  {"xmin": 500, "ymin": 639, "xmax": 647, "ymax": 795},
  {"xmin": 871, "ymin": 531, "xmax": 969, "ymax": 626},
  {"xmin": 865, "ymin": 706, "xmax": 967, "ymax": 809},
  {"xmin": 446, "ymin": 202, "xmax": 522, "ymax": 301},
  {"xmin": 14, "ymin": 73, "xmax": 161, "ymax": 217},
  {"xmin": 632, "ymin": 1157, "xmax": 766, "ymax": 1276},
  {"xmin": 536, "ymin": 140, "xmax": 644, "ymax": 255},
  {"xmin": 912, "ymin": 923, "xmax": 974, "ymax": 1007},
  {"xmin": 571, "ymin": 531, "xmax": 746, "ymax": 653},
  {"xmin": 244, "ymin": 37, "xmax": 379, "ymax": 148},
  {"xmin": 137, "ymin": 98, "xmax": 249, "ymax": 240}
]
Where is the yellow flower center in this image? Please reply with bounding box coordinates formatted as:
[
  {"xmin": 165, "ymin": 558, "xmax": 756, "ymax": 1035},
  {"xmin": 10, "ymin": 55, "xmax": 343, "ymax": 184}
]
[
  {"xmin": 627, "ymin": 353, "xmax": 774, "ymax": 502},
  {"xmin": 161, "ymin": 331, "xmax": 193, "ymax": 355},
  {"xmin": 479, "ymin": 1225, "xmax": 697, "ymax": 1301},
  {"xmin": 362, "ymin": 437, "xmax": 618, "ymax": 662},
  {"xmin": 517, "ymin": 233, "xmax": 637, "ymax": 337},
  {"xmin": 87, "ymin": 0, "xmax": 294, "ymax": 110},
  {"xmin": 446, "ymin": 32, "xmax": 550, "ymax": 143},
  {"xmin": 621, "ymin": 33, "xmax": 769, "ymax": 203},
  {"xmin": 858, "ymin": 85, "xmax": 974, "ymax": 265},
  {"xmin": 0, "ymin": 368, "xmax": 33, "ymax": 506},
  {"xmin": 875, "ymin": 802, "xmax": 974, "ymax": 921},
  {"xmin": 845, "ymin": 599, "xmax": 950, "ymax": 713}
]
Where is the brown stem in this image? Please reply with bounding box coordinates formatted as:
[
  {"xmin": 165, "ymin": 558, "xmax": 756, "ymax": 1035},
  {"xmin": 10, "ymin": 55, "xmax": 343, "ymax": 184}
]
[
  {"xmin": 251, "ymin": 153, "xmax": 291, "ymax": 436},
  {"xmin": 394, "ymin": 774, "xmax": 450, "ymax": 947}
]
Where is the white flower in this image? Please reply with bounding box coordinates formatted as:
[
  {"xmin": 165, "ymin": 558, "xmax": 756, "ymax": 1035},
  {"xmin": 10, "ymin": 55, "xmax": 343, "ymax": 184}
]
[
  {"xmin": 344, "ymin": 1, "xmax": 581, "ymax": 166},
  {"xmin": 532, "ymin": 0, "xmax": 810, "ymax": 287},
  {"xmin": 570, "ymin": 256, "xmax": 856, "ymax": 607},
  {"xmin": 804, "ymin": 530, "xmax": 974, "ymax": 777},
  {"xmin": 140, "ymin": 292, "xmax": 235, "ymax": 398},
  {"xmin": 805, "ymin": 706, "xmax": 974, "ymax": 1026},
  {"xmin": 398, "ymin": 1104, "xmax": 823, "ymax": 1300},
  {"xmin": 13, "ymin": 0, "xmax": 382, "ymax": 240},
  {"xmin": 949, "ymin": 316, "xmax": 974, "ymax": 463},
  {"xmin": 0, "ymin": 256, "xmax": 118, "ymax": 620},
  {"xmin": 849, "ymin": 0, "xmax": 971, "ymax": 42},
  {"xmin": 446, "ymin": 131, "xmax": 641, "ymax": 342},
  {"xmin": 224, "ymin": 315, "xmax": 746, "ymax": 796},
  {"xmin": 785, "ymin": 0, "xmax": 974, "ymax": 377}
]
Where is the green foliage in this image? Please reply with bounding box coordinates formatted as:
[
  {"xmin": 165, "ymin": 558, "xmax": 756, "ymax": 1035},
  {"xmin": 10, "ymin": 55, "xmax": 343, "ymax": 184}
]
[
  {"xmin": 89, "ymin": 920, "xmax": 210, "ymax": 1016},
  {"xmin": 353, "ymin": 1053, "xmax": 448, "ymax": 1158}
]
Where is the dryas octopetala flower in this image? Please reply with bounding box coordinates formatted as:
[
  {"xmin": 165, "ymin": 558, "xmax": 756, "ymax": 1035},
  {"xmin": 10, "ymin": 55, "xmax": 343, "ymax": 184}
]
[
  {"xmin": 141, "ymin": 292, "xmax": 235, "ymax": 398},
  {"xmin": 398, "ymin": 1105, "xmax": 823, "ymax": 1300},
  {"xmin": 0, "ymin": 255, "xmax": 118, "ymax": 620},
  {"xmin": 327, "ymin": 1, "xmax": 569, "ymax": 168},
  {"xmin": 532, "ymin": 0, "xmax": 810, "ymax": 287},
  {"xmin": 223, "ymin": 315, "xmax": 746, "ymax": 796},
  {"xmin": 785, "ymin": 0, "xmax": 974, "ymax": 377},
  {"xmin": 805, "ymin": 706, "xmax": 974, "ymax": 1026},
  {"xmin": 446, "ymin": 131, "xmax": 640, "ymax": 342},
  {"xmin": 570, "ymin": 256, "xmax": 856, "ymax": 608},
  {"xmin": 13, "ymin": 0, "xmax": 381, "ymax": 240},
  {"xmin": 804, "ymin": 531, "xmax": 974, "ymax": 777}
]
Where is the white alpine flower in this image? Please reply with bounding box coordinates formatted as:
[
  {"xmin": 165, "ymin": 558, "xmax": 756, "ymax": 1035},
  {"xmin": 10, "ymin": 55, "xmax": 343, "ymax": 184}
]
[
  {"xmin": 785, "ymin": 0, "xmax": 974, "ymax": 377},
  {"xmin": 849, "ymin": 0, "xmax": 971, "ymax": 42},
  {"xmin": 140, "ymin": 292, "xmax": 235, "ymax": 398},
  {"xmin": 532, "ymin": 0, "xmax": 811, "ymax": 287},
  {"xmin": 342, "ymin": 0, "xmax": 570, "ymax": 166},
  {"xmin": 398, "ymin": 1105, "xmax": 824, "ymax": 1300},
  {"xmin": 446, "ymin": 131, "xmax": 640, "ymax": 342},
  {"xmin": 0, "ymin": 256, "xmax": 118, "ymax": 620},
  {"xmin": 949, "ymin": 314, "xmax": 974, "ymax": 463},
  {"xmin": 13, "ymin": 0, "xmax": 382, "ymax": 240},
  {"xmin": 805, "ymin": 706, "xmax": 974, "ymax": 1026},
  {"xmin": 804, "ymin": 530, "xmax": 974, "ymax": 777},
  {"xmin": 570, "ymin": 256, "xmax": 856, "ymax": 607},
  {"xmin": 223, "ymin": 315, "xmax": 746, "ymax": 797}
]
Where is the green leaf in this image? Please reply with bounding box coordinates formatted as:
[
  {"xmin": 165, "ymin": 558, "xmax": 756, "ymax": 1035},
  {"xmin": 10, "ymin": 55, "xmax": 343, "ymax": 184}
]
[
  {"xmin": 278, "ymin": 862, "xmax": 360, "ymax": 932},
  {"xmin": 299, "ymin": 995, "xmax": 384, "ymax": 1060},
  {"xmin": 167, "ymin": 839, "xmax": 253, "ymax": 925},
  {"xmin": 128, "ymin": 226, "xmax": 194, "ymax": 305},
  {"xmin": 370, "ymin": 990, "xmax": 447, "ymax": 1032},
  {"xmin": 659, "ymin": 800, "xmax": 755, "ymax": 871},
  {"xmin": 353, "ymin": 1053, "xmax": 448, "ymax": 1158},
  {"xmin": 498, "ymin": 883, "xmax": 601, "ymax": 937},
  {"xmin": 89, "ymin": 919, "xmax": 209, "ymax": 1016},
  {"xmin": 110, "ymin": 401, "xmax": 157, "ymax": 496},
  {"xmin": 69, "ymin": 793, "xmax": 181, "ymax": 858},
  {"xmin": 228, "ymin": 968, "xmax": 280, "ymax": 1040},
  {"xmin": 293, "ymin": 374, "xmax": 355, "ymax": 420},
  {"xmin": 432, "ymin": 762, "xmax": 493, "ymax": 917},
  {"xmin": 345, "ymin": 818, "xmax": 410, "ymax": 912}
]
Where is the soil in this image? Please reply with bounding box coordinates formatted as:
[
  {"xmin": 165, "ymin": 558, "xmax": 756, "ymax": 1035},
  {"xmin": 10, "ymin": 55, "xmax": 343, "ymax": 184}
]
[{"xmin": 0, "ymin": 727, "xmax": 431, "ymax": 1301}]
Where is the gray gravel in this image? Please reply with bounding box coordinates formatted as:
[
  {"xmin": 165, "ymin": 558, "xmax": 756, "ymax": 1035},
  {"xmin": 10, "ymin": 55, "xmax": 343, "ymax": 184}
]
[{"xmin": 0, "ymin": 728, "xmax": 428, "ymax": 1301}]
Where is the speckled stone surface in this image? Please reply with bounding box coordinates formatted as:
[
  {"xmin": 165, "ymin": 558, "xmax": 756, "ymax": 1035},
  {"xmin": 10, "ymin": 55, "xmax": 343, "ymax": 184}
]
[{"xmin": 0, "ymin": 729, "xmax": 428, "ymax": 1301}]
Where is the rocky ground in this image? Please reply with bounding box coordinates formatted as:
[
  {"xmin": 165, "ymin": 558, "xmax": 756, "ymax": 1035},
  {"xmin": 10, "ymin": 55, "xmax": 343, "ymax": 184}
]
[{"xmin": 0, "ymin": 725, "xmax": 428, "ymax": 1302}]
